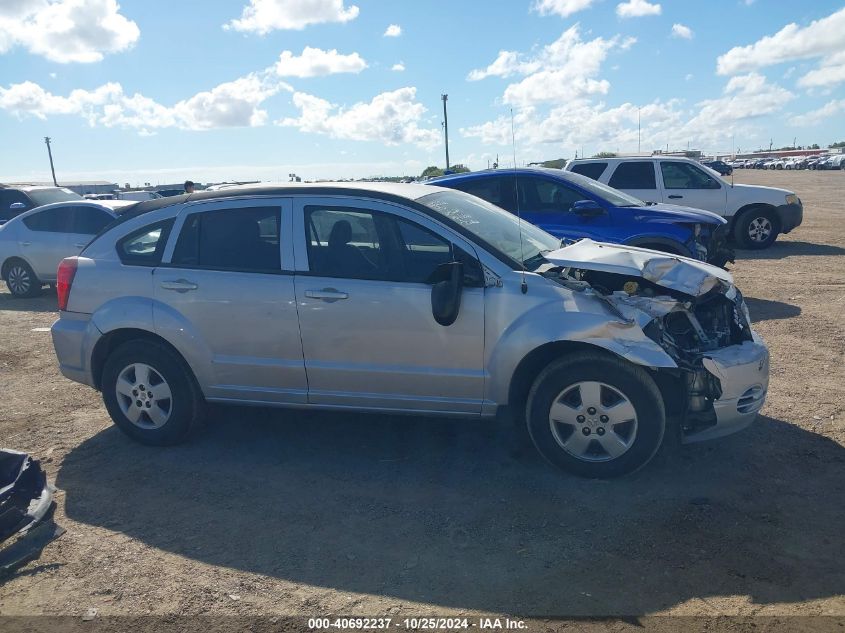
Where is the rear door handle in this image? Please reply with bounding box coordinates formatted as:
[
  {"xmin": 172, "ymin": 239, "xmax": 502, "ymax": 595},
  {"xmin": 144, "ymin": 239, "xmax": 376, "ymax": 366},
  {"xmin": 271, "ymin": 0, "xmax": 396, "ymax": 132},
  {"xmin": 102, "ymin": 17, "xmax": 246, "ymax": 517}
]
[
  {"xmin": 160, "ymin": 279, "xmax": 198, "ymax": 292},
  {"xmin": 668, "ymin": 195, "xmax": 683, "ymax": 199},
  {"xmin": 73, "ymin": 243, "xmax": 87, "ymax": 248},
  {"xmin": 305, "ymin": 288, "xmax": 348, "ymax": 302},
  {"xmin": 19, "ymin": 241, "xmax": 31, "ymax": 247}
]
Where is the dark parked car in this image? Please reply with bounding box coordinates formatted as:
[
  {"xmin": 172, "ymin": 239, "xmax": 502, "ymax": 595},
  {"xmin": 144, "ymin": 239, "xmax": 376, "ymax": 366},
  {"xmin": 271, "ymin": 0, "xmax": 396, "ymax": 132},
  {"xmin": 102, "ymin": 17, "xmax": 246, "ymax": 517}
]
[
  {"xmin": 0, "ymin": 185, "xmax": 82, "ymax": 225},
  {"xmin": 429, "ymin": 168, "xmax": 733, "ymax": 267},
  {"xmin": 702, "ymin": 160, "xmax": 733, "ymax": 176}
]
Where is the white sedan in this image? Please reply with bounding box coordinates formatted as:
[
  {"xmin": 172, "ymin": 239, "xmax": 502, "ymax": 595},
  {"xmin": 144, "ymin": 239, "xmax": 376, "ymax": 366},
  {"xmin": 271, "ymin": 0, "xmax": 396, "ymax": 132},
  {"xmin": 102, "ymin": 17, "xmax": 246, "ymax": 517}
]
[{"xmin": 0, "ymin": 200, "xmax": 117, "ymax": 297}]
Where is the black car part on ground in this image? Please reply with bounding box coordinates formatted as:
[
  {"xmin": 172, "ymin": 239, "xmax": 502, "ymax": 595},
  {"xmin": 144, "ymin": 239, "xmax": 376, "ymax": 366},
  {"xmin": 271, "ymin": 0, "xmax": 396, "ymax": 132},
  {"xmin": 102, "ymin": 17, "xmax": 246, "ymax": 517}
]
[{"xmin": 0, "ymin": 449, "xmax": 63, "ymax": 575}]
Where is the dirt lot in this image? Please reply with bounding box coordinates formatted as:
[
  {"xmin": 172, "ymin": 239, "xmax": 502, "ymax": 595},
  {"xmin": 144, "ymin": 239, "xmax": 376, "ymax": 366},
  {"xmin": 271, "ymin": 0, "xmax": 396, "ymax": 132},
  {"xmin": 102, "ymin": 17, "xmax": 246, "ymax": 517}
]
[{"xmin": 0, "ymin": 170, "xmax": 843, "ymax": 625}]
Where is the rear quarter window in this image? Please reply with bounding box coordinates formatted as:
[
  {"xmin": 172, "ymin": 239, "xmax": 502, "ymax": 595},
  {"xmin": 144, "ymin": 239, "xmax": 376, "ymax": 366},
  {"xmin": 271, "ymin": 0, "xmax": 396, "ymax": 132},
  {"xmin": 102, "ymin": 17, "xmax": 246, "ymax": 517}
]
[
  {"xmin": 569, "ymin": 162, "xmax": 608, "ymax": 181},
  {"xmin": 116, "ymin": 219, "xmax": 174, "ymax": 266}
]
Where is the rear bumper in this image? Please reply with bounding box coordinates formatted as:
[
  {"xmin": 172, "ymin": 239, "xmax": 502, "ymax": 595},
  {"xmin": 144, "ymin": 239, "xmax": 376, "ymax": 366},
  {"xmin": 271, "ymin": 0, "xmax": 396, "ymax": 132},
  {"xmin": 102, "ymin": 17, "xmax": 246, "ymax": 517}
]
[
  {"xmin": 776, "ymin": 202, "xmax": 803, "ymax": 234},
  {"xmin": 50, "ymin": 313, "xmax": 100, "ymax": 388},
  {"xmin": 682, "ymin": 337, "xmax": 770, "ymax": 443}
]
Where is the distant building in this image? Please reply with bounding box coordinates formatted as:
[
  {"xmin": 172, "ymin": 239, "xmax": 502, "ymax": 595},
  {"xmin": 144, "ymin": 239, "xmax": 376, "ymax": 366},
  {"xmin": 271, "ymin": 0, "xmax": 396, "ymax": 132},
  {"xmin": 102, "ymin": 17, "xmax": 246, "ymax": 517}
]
[{"xmin": 4, "ymin": 180, "xmax": 118, "ymax": 195}]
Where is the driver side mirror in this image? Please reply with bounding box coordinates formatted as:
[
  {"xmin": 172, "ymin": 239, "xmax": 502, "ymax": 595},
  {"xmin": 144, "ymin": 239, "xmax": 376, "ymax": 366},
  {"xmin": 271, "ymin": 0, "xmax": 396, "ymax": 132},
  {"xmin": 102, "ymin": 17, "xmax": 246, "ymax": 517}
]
[
  {"xmin": 571, "ymin": 199, "xmax": 605, "ymax": 217},
  {"xmin": 429, "ymin": 261, "xmax": 464, "ymax": 327}
]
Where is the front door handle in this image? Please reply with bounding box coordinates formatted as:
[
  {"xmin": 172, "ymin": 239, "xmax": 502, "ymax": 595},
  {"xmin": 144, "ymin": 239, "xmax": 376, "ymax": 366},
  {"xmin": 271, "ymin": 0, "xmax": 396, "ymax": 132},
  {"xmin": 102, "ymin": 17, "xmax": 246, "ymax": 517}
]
[
  {"xmin": 19, "ymin": 241, "xmax": 31, "ymax": 247},
  {"xmin": 668, "ymin": 195, "xmax": 684, "ymax": 199},
  {"xmin": 73, "ymin": 243, "xmax": 87, "ymax": 248},
  {"xmin": 160, "ymin": 279, "xmax": 198, "ymax": 292},
  {"xmin": 305, "ymin": 288, "xmax": 348, "ymax": 302}
]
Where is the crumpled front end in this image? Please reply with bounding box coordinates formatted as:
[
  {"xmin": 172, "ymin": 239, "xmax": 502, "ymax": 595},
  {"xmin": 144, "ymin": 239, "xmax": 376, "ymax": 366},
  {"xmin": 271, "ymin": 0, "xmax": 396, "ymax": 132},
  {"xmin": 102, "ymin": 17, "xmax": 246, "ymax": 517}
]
[{"xmin": 542, "ymin": 242, "xmax": 769, "ymax": 442}]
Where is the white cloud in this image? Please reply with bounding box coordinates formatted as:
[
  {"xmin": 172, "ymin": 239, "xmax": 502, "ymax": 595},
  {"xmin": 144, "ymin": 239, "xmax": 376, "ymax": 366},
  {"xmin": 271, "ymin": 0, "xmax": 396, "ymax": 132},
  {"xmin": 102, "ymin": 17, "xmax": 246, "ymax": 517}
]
[
  {"xmin": 273, "ymin": 46, "xmax": 366, "ymax": 77},
  {"xmin": 0, "ymin": 74, "xmax": 291, "ymax": 133},
  {"xmin": 797, "ymin": 51, "xmax": 845, "ymax": 89},
  {"xmin": 616, "ymin": 0, "xmax": 661, "ymax": 18},
  {"xmin": 681, "ymin": 73, "xmax": 793, "ymax": 138},
  {"xmin": 383, "ymin": 24, "xmax": 401, "ymax": 37},
  {"xmin": 671, "ymin": 23, "xmax": 693, "ymax": 39},
  {"xmin": 467, "ymin": 26, "xmax": 635, "ymax": 107},
  {"xmin": 717, "ymin": 7, "xmax": 845, "ymax": 75},
  {"xmin": 225, "ymin": 0, "xmax": 359, "ymax": 33},
  {"xmin": 391, "ymin": 62, "xmax": 405, "ymax": 72},
  {"xmin": 460, "ymin": 72, "xmax": 793, "ymax": 152},
  {"xmin": 0, "ymin": 0, "xmax": 139, "ymax": 63},
  {"xmin": 685, "ymin": 73, "xmax": 693, "ymax": 81},
  {"xmin": 277, "ymin": 87, "xmax": 441, "ymax": 148},
  {"xmin": 789, "ymin": 99, "xmax": 845, "ymax": 127},
  {"xmin": 531, "ymin": 0, "xmax": 597, "ymax": 18}
]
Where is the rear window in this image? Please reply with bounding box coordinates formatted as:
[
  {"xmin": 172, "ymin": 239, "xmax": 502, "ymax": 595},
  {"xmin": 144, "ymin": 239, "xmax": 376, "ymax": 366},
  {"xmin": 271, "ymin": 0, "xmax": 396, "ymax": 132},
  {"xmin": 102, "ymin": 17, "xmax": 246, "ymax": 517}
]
[
  {"xmin": 569, "ymin": 162, "xmax": 608, "ymax": 181},
  {"xmin": 116, "ymin": 219, "xmax": 174, "ymax": 266},
  {"xmin": 608, "ymin": 162, "xmax": 657, "ymax": 189},
  {"xmin": 25, "ymin": 188, "xmax": 82, "ymax": 207}
]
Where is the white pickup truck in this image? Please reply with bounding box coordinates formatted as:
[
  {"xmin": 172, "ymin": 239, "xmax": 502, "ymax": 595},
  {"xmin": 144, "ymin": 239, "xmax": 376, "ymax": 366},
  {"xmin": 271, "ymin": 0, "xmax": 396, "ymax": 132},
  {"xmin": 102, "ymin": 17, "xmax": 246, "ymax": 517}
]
[{"xmin": 564, "ymin": 156, "xmax": 803, "ymax": 249}]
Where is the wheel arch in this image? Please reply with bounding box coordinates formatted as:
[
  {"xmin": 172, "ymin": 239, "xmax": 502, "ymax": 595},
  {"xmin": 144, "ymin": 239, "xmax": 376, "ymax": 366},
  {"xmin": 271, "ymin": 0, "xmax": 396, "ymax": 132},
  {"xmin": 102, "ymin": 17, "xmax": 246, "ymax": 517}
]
[
  {"xmin": 729, "ymin": 203, "xmax": 780, "ymax": 234},
  {"xmin": 91, "ymin": 328, "xmax": 202, "ymax": 396},
  {"xmin": 1, "ymin": 255, "xmax": 38, "ymax": 280}
]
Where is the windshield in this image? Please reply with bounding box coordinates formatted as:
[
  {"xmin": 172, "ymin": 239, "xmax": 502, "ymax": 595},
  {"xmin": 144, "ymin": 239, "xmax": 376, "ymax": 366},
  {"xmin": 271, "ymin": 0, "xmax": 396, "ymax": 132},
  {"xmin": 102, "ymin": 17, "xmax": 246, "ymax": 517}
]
[
  {"xmin": 560, "ymin": 170, "xmax": 646, "ymax": 207},
  {"xmin": 418, "ymin": 190, "xmax": 561, "ymax": 271},
  {"xmin": 27, "ymin": 188, "xmax": 82, "ymax": 206}
]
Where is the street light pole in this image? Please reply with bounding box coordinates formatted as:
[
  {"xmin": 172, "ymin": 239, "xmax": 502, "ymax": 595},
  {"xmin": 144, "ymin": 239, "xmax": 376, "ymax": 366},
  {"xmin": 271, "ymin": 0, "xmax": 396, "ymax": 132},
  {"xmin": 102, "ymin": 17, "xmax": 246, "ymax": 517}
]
[
  {"xmin": 441, "ymin": 94, "xmax": 450, "ymax": 171},
  {"xmin": 637, "ymin": 107, "xmax": 641, "ymax": 154},
  {"xmin": 44, "ymin": 137, "xmax": 58, "ymax": 186}
]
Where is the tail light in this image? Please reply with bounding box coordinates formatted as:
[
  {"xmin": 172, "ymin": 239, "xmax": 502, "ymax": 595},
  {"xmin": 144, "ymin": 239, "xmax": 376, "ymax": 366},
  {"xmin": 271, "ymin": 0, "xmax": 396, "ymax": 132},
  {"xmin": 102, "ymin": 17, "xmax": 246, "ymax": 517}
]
[{"xmin": 57, "ymin": 257, "xmax": 78, "ymax": 311}]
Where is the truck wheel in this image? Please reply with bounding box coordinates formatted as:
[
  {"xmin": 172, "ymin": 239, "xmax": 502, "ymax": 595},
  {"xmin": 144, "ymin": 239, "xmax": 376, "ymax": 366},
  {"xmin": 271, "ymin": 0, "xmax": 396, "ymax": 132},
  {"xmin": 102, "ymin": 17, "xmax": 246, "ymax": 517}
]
[
  {"xmin": 102, "ymin": 340, "xmax": 204, "ymax": 445},
  {"xmin": 526, "ymin": 351, "xmax": 665, "ymax": 478},
  {"xmin": 734, "ymin": 208, "xmax": 779, "ymax": 249},
  {"xmin": 3, "ymin": 259, "xmax": 42, "ymax": 298}
]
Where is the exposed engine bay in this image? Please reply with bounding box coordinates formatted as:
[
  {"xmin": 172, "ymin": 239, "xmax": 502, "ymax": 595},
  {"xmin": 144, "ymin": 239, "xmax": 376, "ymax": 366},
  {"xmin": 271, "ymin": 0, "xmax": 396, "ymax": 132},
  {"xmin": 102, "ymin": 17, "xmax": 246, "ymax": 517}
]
[{"xmin": 538, "ymin": 240, "xmax": 761, "ymax": 439}]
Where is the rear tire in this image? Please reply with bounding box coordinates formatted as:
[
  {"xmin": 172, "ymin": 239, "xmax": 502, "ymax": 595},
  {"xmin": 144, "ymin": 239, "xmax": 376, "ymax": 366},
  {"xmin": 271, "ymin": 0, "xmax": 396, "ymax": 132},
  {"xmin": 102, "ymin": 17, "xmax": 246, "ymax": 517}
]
[
  {"xmin": 734, "ymin": 208, "xmax": 779, "ymax": 249},
  {"xmin": 102, "ymin": 340, "xmax": 204, "ymax": 445},
  {"xmin": 3, "ymin": 259, "xmax": 42, "ymax": 298},
  {"xmin": 526, "ymin": 351, "xmax": 666, "ymax": 478}
]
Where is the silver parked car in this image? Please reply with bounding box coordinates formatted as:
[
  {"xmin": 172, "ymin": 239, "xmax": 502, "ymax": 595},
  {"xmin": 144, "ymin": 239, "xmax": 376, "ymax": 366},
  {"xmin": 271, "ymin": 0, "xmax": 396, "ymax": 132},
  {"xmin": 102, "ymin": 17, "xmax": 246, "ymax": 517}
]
[
  {"xmin": 0, "ymin": 201, "xmax": 117, "ymax": 297},
  {"xmin": 50, "ymin": 183, "xmax": 769, "ymax": 478}
]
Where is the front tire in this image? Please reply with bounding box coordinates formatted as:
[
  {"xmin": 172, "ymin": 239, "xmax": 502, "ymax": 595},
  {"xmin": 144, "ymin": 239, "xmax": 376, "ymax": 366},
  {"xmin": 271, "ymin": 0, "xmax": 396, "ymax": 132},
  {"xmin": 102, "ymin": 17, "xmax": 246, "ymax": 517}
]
[
  {"xmin": 526, "ymin": 351, "xmax": 666, "ymax": 478},
  {"xmin": 734, "ymin": 208, "xmax": 779, "ymax": 249},
  {"xmin": 102, "ymin": 340, "xmax": 203, "ymax": 445},
  {"xmin": 4, "ymin": 260, "xmax": 42, "ymax": 297}
]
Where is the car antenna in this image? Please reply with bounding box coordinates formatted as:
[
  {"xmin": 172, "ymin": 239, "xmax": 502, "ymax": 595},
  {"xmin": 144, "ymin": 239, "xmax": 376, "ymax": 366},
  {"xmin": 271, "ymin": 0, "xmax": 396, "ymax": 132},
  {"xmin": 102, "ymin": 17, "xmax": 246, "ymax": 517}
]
[{"xmin": 511, "ymin": 108, "xmax": 528, "ymax": 294}]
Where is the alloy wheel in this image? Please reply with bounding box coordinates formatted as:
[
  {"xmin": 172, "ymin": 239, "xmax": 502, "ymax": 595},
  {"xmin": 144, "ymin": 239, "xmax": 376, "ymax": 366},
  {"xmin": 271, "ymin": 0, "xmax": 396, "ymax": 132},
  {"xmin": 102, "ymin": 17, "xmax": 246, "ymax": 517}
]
[
  {"xmin": 7, "ymin": 265, "xmax": 31, "ymax": 296},
  {"xmin": 747, "ymin": 217, "xmax": 773, "ymax": 243},
  {"xmin": 548, "ymin": 381, "xmax": 638, "ymax": 462},
  {"xmin": 115, "ymin": 363, "xmax": 173, "ymax": 429}
]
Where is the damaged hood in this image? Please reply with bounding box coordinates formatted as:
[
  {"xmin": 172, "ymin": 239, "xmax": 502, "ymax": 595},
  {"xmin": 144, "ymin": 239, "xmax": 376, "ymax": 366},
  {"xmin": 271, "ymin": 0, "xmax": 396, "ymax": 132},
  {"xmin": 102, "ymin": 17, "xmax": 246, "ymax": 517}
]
[{"xmin": 545, "ymin": 239, "xmax": 734, "ymax": 297}]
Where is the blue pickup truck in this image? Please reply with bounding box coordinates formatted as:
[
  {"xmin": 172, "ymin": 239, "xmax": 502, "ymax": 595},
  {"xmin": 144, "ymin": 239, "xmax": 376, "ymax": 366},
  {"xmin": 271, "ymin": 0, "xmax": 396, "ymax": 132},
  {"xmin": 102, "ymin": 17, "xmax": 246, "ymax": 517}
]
[{"xmin": 429, "ymin": 168, "xmax": 733, "ymax": 267}]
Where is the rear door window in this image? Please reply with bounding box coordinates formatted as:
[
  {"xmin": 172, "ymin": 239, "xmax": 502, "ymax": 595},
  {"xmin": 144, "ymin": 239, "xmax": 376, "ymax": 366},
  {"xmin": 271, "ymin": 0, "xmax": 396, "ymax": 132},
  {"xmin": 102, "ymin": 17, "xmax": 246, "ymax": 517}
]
[
  {"xmin": 569, "ymin": 162, "xmax": 608, "ymax": 180},
  {"xmin": 608, "ymin": 162, "xmax": 657, "ymax": 189},
  {"xmin": 526, "ymin": 177, "xmax": 587, "ymax": 213},
  {"xmin": 22, "ymin": 208, "xmax": 72, "ymax": 232},
  {"xmin": 171, "ymin": 206, "xmax": 281, "ymax": 273},
  {"xmin": 448, "ymin": 177, "xmax": 517, "ymax": 212}
]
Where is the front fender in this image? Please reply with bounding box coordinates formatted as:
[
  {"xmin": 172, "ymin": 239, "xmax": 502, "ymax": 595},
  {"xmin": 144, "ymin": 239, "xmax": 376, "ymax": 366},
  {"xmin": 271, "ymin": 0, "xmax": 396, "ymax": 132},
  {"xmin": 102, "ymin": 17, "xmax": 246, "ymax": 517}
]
[{"xmin": 485, "ymin": 290, "xmax": 677, "ymax": 404}]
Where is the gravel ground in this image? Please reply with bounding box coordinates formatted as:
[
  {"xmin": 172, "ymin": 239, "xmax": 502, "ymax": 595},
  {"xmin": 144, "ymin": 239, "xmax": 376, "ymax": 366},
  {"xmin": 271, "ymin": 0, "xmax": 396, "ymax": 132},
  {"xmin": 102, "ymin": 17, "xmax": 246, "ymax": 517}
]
[{"xmin": 0, "ymin": 170, "xmax": 843, "ymax": 626}]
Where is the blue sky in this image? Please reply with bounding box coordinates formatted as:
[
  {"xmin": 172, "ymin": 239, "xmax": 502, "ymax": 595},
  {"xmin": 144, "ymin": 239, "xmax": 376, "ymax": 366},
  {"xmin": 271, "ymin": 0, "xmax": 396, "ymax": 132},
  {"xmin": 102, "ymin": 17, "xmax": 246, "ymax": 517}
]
[{"xmin": 1, "ymin": 0, "xmax": 844, "ymax": 185}]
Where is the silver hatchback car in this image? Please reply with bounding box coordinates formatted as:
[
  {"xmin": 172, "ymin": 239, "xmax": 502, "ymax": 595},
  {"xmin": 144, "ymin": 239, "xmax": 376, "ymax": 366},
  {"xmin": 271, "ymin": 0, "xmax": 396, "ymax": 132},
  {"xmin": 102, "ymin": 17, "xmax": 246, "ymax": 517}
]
[{"xmin": 50, "ymin": 183, "xmax": 769, "ymax": 478}]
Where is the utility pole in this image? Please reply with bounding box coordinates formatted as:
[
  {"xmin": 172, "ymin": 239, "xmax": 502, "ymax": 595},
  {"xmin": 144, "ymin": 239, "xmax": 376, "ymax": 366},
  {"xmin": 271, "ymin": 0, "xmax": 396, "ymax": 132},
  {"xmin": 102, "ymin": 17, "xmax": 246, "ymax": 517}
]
[
  {"xmin": 441, "ymin": 94, "xmax": 450, "ymax": 171},
  {"xmin": 637, "ymin": 107, "xmax": 641, "ymax": 154},
  {"xmin": 44, "ymin": 137, "xmax": 58, "ymax": 186}
]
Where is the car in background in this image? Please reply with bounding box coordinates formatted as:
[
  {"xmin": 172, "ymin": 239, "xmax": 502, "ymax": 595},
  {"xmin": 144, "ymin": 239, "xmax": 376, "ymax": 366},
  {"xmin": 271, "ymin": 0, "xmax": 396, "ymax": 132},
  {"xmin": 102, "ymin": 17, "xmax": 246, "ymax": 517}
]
[
  {"xmin": 49, "ymin": 182, "xmax": 768, "ymax": 478},
  {"xmin": 0, "ymin": 185, "xmax": 83, "ymax": 225},
  {"xmin": 428, "ymin": 168, "xmax": 733, "ymax": 266},
  {"xmin": 565, "ymin": 156, "xmax": 802, "ymax": 249},
  {"xmin": 817, "ymin": 155, "xmax": 845, "ymax": 170},
  {"xmin": 0, "ymin": 201, "xmax": 116, "ymax": 297},
  {"xmin": 84, "ymin": 193, "xmax": 117, "ymax": 200},
  {"xmin": 702, "ymin": 160, "xmax": 733, "ymax": 176},
  {"xmin": 117, "ymin": 191, "xmax": 162, "ymax": 202}
]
